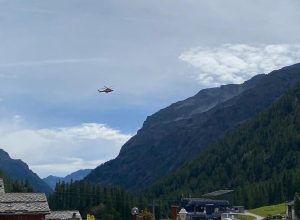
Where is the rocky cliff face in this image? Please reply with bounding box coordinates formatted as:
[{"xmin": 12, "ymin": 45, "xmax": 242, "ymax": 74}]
[
  {"xmin": 0, "ymin": 149, "xmax": 53, "ymax": 194},
  {"xmin": 86, "ymin": 63, "xmax": 300, "ymax": 190}
]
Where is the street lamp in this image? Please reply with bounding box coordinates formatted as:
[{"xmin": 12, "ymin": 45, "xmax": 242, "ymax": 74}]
[{"xmin": 178, "ymin": 208, "xmax": 188, "ymax": 220}]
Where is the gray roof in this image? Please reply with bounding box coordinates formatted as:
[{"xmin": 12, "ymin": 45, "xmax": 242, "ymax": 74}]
[
  {"xmin": 46, "ymin": 211, "xmax": 82, "ymax": 220},
  {"xmin": 202, "ymin": 190, "xmax": 234, "ymax": 197},
  {"xmin": 182, "ymin": 198, "xmax": 230, "ymax": 206},
  {"xmin": 0, "ymin": 193, "xmax": 50, "ymax": 215}
]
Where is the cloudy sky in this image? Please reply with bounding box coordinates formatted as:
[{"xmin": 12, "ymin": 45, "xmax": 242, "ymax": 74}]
[{"xmin": 0, "ymin": 0, "xmax": 300, "ymax": 177}]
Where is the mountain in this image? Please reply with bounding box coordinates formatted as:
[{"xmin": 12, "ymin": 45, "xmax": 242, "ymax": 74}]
[
  {"xmin": 147, "ymin": 81, "xmax": 300, "ymax": 209},
  {"xmin": 85, "ymin": 63, "xmax": 300, "ymax": 190},
  {"xmin": 0, "ymin": 149, "xmax": 53, "ymax": 194},
  {"xmin": 43, "ymin": 175, "xmax": 61, "ymax": 190},
  {"xmin": 43, "ymin": 169, "xmax": 92, "ymax": 189}
]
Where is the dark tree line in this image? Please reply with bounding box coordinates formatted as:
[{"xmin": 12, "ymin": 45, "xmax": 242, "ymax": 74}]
[
  {"xmin": 0, "ymin": 170, "xmax": 33, "ymax": 193},
  {"xmin": 48, "ymin": 181, "xmax": 151, "ymax": 220}
]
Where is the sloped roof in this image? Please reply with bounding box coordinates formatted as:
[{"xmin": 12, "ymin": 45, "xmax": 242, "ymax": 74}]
[
  {"xmin": 0, "ymin": 193, "xmax": 50, "ymax": 215},
  {"xmin": 202, "ymin": 190, "xmax": 234, "ymax": 197},
  {"xmin": 46, "ymin": 211, "xmax": 82, "ymax": 220},
  {"xmin": 182, "ymin": 198, "xmax": 230, "ymax": 206}
]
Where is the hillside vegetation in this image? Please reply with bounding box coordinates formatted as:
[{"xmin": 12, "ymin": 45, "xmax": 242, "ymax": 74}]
[
  {"xmin": 249, "ymin": 203, "xmax": 286, "ymax": 217},
  {"xmin": 48, "ymin": 78, "xmax": 300, "ymax": 219},
  {"xmin": 146, "ymin": 82, "xmax": 300, "ymax": 209},
  {"xmin": 0, "ymin": 170, "xmax": 34, "ymax": 193},
  {"xmin": 86, "ymin": 64, "xmax": 300, "ymax": 190},
  {"xmin": 48, "ymin": 181, "xmax": 148, "ymax": 220}
]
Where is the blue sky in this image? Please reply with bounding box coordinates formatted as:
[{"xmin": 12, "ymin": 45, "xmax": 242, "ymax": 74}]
[{"xmin": 0, "ymin": 0, "xmax": 300, "ymax": 177}]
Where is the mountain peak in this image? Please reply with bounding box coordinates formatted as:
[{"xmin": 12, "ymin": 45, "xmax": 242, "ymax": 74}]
[
  {"xmin": 0, "ymin": 149, "xmax": 11, "ymax": 160},
  {"xmin": 0, "ymin": 149, "xmax": 52, "ymax": 194},
  {"xmin": 85, "ymin": 64, "xmax": 300, "ymax": 190}
]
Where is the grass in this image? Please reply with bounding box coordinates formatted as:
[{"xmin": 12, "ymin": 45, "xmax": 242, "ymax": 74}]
[
  {"xmin": 248, "ymin": 203, "xmax": 286, "ymax": 217},
  {"xmin": 237, "ymin": 215, "xmax": 256, "ymax": 220}
]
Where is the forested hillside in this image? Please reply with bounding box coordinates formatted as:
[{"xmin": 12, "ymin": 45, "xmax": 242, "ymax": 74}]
[
  {"xmin": 0, "ymin": 170, "xmax": 34, "ymax": 193},
  {"xmin": 0, "ymin": 149, "xmax": 53, "ymax": 194},
  {"xmin": 48, "ymin": 78, "xmax": 300, "ymax": 219},
  {"xmin": 86, "ymin": 64, "xmax": 300, "ymax": 190},
  {"xmin": 146, "ymin": 82, "xmax": 300, "ymax": 209},
  {"xmin": 48, "ymin": 181, "xmax": 148, "ymax": 220}
]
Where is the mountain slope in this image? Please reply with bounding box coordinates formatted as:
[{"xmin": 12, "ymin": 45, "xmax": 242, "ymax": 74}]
[
  {"xmin": 0, "ymin": 170, "xmax": 34, "ymax": 193},
  {"xmin": 86, "ymin": 63, "xmax": 300, "ymax": 190},
  {"xmin": 43, "ymin": 169, "xmax": 92, "ymax": 189},
  {"xmin": 147, "ymin": 82, "xmax": 300, "ymax": 208},
  {"xmin": 0, "ymin": 149, "xmax": 53, "ymax": 194}
]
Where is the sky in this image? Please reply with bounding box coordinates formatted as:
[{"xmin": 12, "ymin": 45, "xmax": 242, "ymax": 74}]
[{"xmin": 0, "ymin": 0, "xmax": 300, "ymax": 178}]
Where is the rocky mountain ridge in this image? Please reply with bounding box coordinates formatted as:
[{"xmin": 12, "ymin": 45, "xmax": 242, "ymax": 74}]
[
  {"xmin": 86, "ymin": 64, "xmax": 300, "ymax": 189},
  {"xmin": 0, "ymin": 149, "xmax": 53, "ymax": 194},
  {"xmin": 43, "ymin": 169, "xmax": 92, "ymax": 189}
]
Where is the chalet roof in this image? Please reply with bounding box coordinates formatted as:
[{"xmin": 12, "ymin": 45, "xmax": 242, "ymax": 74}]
[
  {"xmin": 0, "ymin": 193, "xmax": 50, "ymax": 215},
  {"xmin": 286, "ymin": 201, "xmax": 294, "ymax": 206},
  {"xmin": 202, "ymin": 190, "xmax": 234, "ymax": 197},
  {"xmin": 183, "ymin": 198, "xmax": 230, "ymax": 206},
  {"xmin": 46, "ymin": 211, "xmax": 82, "ymax": 220}
]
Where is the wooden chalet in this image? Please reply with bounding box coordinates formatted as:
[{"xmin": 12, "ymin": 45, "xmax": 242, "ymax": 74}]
[
  {"xmin": 0, "ymin": 178, "xmax": 50, "ymax": 220},
  {"xmin": 181, "ymin": 198, "xmax": 230, "ymax": 220}
]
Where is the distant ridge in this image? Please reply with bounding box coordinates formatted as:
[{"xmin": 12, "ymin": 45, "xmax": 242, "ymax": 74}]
[
  {"xmin": 43, "ymin": 169, "xmax": 92, "ymax": 190},
  {"xmin": 0, "ymin": 149, "xmax": 53, "ymax": 194},
  {"xmin": 86, "ymin": 63, "xmax": 300, "ymax": 190}
]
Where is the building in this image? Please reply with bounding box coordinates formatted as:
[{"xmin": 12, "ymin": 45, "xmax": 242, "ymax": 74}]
[
  {"xmin": 0, "ymin": 192, "xmax": 50, "ymax": 220},
  {"xmin": 286, "ymin": 201, "xmax": 297, "ymax": 220},
  {"xmin": 0, "ymin": 179, "xmax": 4, "ymax": 193},
  {"xmin": 201, "ymin": 190, "xmax": 234, "ymax": 205},
  {"xmin": 46, "ymin": 211, "xmax": 82, "ymax": 220},
  {"xmin": 0, "ymin": 178, "xmax": 82, "ymax": 220},
  {"xmin": 181, "ymin": 198, "xmax": 230, "ymax": 220}
]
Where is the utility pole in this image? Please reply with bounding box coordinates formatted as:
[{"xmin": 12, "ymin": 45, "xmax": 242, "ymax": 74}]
[{"xmin": 150, "ymin": 200, "xmax": 158, "ymax": 220}]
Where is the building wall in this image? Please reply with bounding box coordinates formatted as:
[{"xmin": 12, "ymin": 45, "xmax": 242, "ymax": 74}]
[
  {"xmin": 0, "ymin": 178, "xmax": 4, "ymax": 193},
  {"xmin": 0, "ymin": 214, "xmax": 45, "ymax": 220}
]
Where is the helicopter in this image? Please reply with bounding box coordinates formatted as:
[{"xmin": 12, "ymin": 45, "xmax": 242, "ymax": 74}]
[{"xmin": 98, "ymin": 86, "xmax": 114, "ymax": 93}]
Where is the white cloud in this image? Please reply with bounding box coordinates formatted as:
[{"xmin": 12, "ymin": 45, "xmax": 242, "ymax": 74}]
[
  {"xmin": 30, "ymin": 159, "xmax": 104, "ymax": 177},
  {"xmin": 0, "ymin": 120, "xmax": 132, "ymax": 178},
  {"xmin": 179, "ymin": 44, "xmax": 300, "ymax": 86}
]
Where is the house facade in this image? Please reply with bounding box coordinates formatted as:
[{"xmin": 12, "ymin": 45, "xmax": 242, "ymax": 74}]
[
  {"xmin": 286, "ymin": 201, "xmax": 298, "ymax": 220},
  {"xmin": 181, "ymin": 198, "xmax": 230, "ymax": 220}
]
